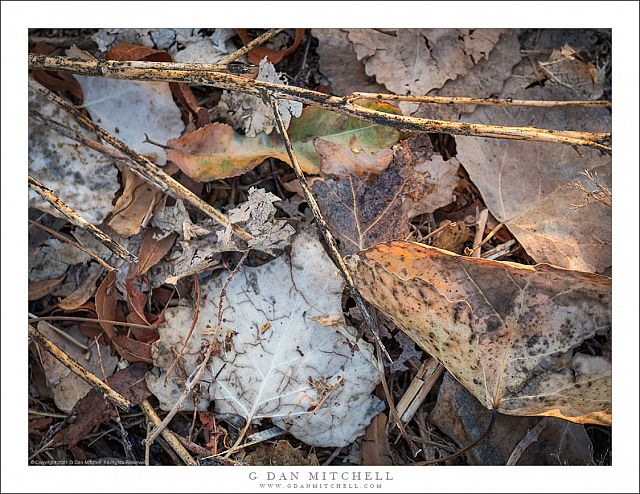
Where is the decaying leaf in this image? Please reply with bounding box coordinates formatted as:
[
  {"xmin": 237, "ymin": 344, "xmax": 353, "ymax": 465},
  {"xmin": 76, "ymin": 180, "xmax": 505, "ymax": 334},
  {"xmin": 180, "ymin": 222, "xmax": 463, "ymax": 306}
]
[
  {"xmin": 217, "ymin": 59, "xmax": 303, "ymax": 137},
  {"xmin": 108, "ymin": 168, "xmax": 162, "ymax": 237},
  {"xmin": 313, "ymin": 136, "xmax": 458, "ymax": 255},
  {"xmin": 455, "ymin": 85, "xmax": 611, "ymax": 273},
  {"xmin": 166, "ymin": 101, "xmax": 400, "ymax": 181},
  {"xmin": 69, "ymin": 49, "xmax": 184, "ymax": 165},
  {"xmin": 538, "ymin": 44, "xmax": 605, "ymax": 99},
  {"xmin": 134, "ymin": 230, "xmax": 177, "ymax": 277},
  {"xmin": 36, "ymin": 322, "xmax": 119, "ymax": 412},
  {"xmin": 346, "ymin": 241, "xmax": 611, "ymax": 425},
  {"xmin": 28, "ymin": 86, "xmax": 119, "ymax": 224},
  {"xmin": 57, "ymin": 264, "xmax": 105, "ymax": 311},
  {"xmin": 147, "ymin": 231, "xmax": 384, "ymax": 447},
  {"xmin": 430, "ymin": 372, "xmax": 594, "ymax": 465},
  {"xmin": 346, "ymin": 29, "xmax": 504, "ymax": 113},
  {"xmin": 29, "ymin": 238, "xmax": 89, "ymax": 283},
  {"xmin": 362, "ymin": 412, "xmax": 393, "ymax": 465},
  {"xmin": 51, "ymin": 362, "xmax": 151, "ymax": 447},
  {"xmin": 28, "ymin": 277, "xmax": 65, "ymax": 301}
]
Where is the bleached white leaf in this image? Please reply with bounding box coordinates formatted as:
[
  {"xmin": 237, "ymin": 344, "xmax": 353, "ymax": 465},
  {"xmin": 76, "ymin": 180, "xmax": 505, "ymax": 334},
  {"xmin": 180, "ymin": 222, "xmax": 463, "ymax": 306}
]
[
  {"xmin": 29, "ymin": 238, "xmax": 89, "ymax": 283},
  {"xmin": 217, "ymin": 59, "xmax": 303, "ymax": 136},
  {"xmin": 28, "ymin": 87, "xmax": 119, "ymax": 224},
  {"xmin": 147, "ymin": 231, "xmax": 383, "ymax": 447}
]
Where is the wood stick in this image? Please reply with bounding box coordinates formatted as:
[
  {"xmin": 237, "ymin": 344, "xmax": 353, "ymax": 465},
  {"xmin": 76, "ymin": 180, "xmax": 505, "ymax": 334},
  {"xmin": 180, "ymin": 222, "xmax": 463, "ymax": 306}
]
[
  {"xmin": 395, "ymin": 359, "xmax": 445, "ymax": 424},
  {"xmin": 213, "ymin": 28, "xmax": 283, "ymax": 68},
  {"xmin": 29, "ymin": 79, "xmax": 253, "ymax": 243},
  {"xmin": 348, "ymin": 91, "xmax": 612, "ymax": 108},
  {"xmin": 28, "ymin": 54, "xmax": 611, "ymax": 151},
  {"xmin": 139, "ymin": 399, "xmax": 198, "ymax": 466},
  {"xmin": 28, "ymin": 176, "xmax": 138, "ymax": 264},
  {"xmin": 28, "ymin": 324, "xmax": 132, "ymax": 410}
]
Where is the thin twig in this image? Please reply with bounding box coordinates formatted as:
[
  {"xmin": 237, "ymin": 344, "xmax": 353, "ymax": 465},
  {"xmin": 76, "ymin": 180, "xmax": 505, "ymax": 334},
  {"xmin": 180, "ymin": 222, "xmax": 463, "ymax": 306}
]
[
  {"xmin": 28, "ymin": 176, "xmax": 137, "ymax": 264},
  {"xmin": 28, "ymin": 314, "xmax": 90, "ymax": 351},
  {"xmin": 28, "ymin": 324, "xmax": 132, "ymax": 410},
  {"xmin": 29, "ymin": 78, "xmax": 253, "ymax": 243},
  {"xmin": 506, "ymin": 417, "xmax": 550, "ymax": 465},
  {"xmin": 139, "ymin": 399, "xmax": 198, "ymax": 466},
  {"xmin": 348, "ymin": 91, "xmax": 612, "ymax": 108},
  {"xmin": 28, "ymin": 218, "xmax": 116, "ymax": 271},
  {"xmin": 146, "ymin": 251, "xmax": 249, "ymax": 446},
  {"xmin": 471, "ymin": 208, "xmax": 489, "ymax": 258},
  {"xmin": 213, "ymin": 28, "xmax": 284, "ymax": 68},
  {"xmin": 27, "ymin": 54, "xmax": 611, "ymax": 151},
  {"xmin": 29, "ymin": 315, "xmax": 152, "ymax": 329},
  {"xmin": 269, "ymin": 95, "xmax": 392, "ymax": 363}
]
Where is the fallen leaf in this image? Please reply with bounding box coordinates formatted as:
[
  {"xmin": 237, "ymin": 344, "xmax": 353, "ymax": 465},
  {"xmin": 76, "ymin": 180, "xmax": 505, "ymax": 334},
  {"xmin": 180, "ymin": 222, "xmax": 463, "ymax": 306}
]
[
  {"xmin": 36, "ymin": 322, "xmax": 119, "ymax": 412},
  {"xmin": 312, "ymin": 136, "xmax": 458, "ymax": 255},
  {"xmin": 311, "ymin": 29, "xmax": 386, "ymax": 96},
  {"xmin": 217, "ymin": 58, "xmax": 303, "ymax": 136},
  {"xmin": 455, "ymin": 85, "xmax": 611, "ymax": 272},
  {"xmin": 166, "ymin": 101, "xmax": 400, "ymax": 181},
  {"xmin": 51, "ymin": 362, "xmax": 151, "ymax": 447},
  {"xmin": 430, "ymin": 372, "xmax": 594, "ymax": 465},
  {"xmin": 362, "ymin": 412, "xmax": 393, "ymax": 465},
  {"xmin": 236, "ymin": 29, "xmax": 305, "ymax": 65},
  {"xmin": 29, "ymin": 277, "xmax": 65, "ymax": 301},
  {"xmin": 538, "ymin": 44, "xmax": 605, "ymax": 99},
  {"xmin": 69, "ymin": 49, "xmax": 184, "ymax": 165},
  {"xmin": 29, "ymin": 238, "xmax": 89, "ymax": 283},
  {"xmin": 346, "ymin": 29, "xmax": 504, "ymax": 113},
  {"xmin": 431, "ymin": 221, "xmax": 473, "ymax": 254},
  {"xmin": 346, "ymin": 241, "xmax": 611, "ymax": 425},
  {"xmin": 147, "ymin": 231, "xmax": 384, "ymax": 447},
  {"xmin": 28, "ymin": 86, "xmax": 120, "ymax": 224},
  {"xmin": 135, "ymin": 230, "xmax": 178, "ymax": 277},
  {"xmin": 95, "ymin": 271, "xmax": 118, "ymax": 339},
  {"xmin": 108, "ymin": 168, "xmax": 162, "ymax": 237},
  {"xmin": 58, "ymin": 264, "xmax": 105, "ymax": 311},
  {"xmin": 241, "ymin": 440, "xmax": 319, "ymax": 466}
]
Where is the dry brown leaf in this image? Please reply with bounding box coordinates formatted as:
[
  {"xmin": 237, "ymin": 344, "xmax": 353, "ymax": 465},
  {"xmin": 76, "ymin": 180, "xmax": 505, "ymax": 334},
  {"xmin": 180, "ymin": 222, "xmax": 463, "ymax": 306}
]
[
  {"xmin": 346, "ymin": 241, "xmax": 611, "ymax": 425},
  {"xmin": 236, "ymin": 29, "xmax": 305, "ymax": 65},
  {"xmin": 28, "ymin": 277, "xmax": 65, "ymax": 301},
  {"xmin": 94, "ymin": 271, "xmax": 118, "ymax": 340},
  {"xmin": 135, "ymin": 230, "xmax": 178, "ymax": 277},
  {"xmin": 58, "ymin": 264, "xmax": 104, "ymax": 311},
  {"xmin": 455, "ymin": 85, "xmax": 611, "ymax": 273},
  {"xmin": 362, "ymin": 412, "xmax": 393, "ymax": 466},
  {"xmin": 346, "ymin": 29, "xmax": 504, "ymax": 113},
  {"xmin": 108, "ymin": 168, "xmax": 162, "ymax": 237},
  {"xmin": 430, "ymin": 372, "xmax": 594, "ymax": 465},
  {"xmin": 313, "ymin": 136, "xmax": 458, "ymax": 255}
]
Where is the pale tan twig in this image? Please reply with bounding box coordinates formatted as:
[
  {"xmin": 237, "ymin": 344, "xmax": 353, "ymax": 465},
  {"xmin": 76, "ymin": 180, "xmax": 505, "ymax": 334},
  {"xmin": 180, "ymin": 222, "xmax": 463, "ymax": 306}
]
[
  {"xmin": 28, "ymin": 218, "xmax": 116, "ymax": 271},
  {"xmin": 27, "ymin": 54, "xmax": 611, "ymax": 151},
  {"xmin": 28, "ymin": 315, "xmax": 151, "ymax": 329},
  {"xmin": 506, "ymin": 417, "xmax": 551, "ymax": 465},
  {"xmin": 29, "ymin": 78, "xmax": 253, "ymax": 243},
  {"xmin": 28, "ymin": 176, "xmax": 137, "ymax": 264},
  {"xmin": 348, "ymin": 91, "xmax": 612, "ymax": 108},
  {"xmin": 471, "ymin": 208, "xmax": 489, "ymax": 258},
  {"xmin": 139, "ymin": 399, "xmax": 198, "ymax": 466},
  {"xmin": 269, "ymin": 95, "xmax": 392, "ymax": 363},
  {"xmin": 28, "ymin": 324, "xmax": 132, "ymax": 410},
  {"xmin": 146, "ymin": 251, "xmax": 249, "ymax": 446},
  {"xmin": 213, "ymin": 28, "xmax": 284, "ymax": 68},
  {"xmin": 28, "ymin": 314, "xmax": 90, "ymax": 352}
]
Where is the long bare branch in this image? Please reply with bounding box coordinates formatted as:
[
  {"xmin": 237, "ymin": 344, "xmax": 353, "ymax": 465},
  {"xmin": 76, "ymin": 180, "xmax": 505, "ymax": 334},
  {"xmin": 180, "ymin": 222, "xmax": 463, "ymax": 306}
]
[{"xmin": 28, "ymin": 54, "xmax": 611, "ymax": 151}]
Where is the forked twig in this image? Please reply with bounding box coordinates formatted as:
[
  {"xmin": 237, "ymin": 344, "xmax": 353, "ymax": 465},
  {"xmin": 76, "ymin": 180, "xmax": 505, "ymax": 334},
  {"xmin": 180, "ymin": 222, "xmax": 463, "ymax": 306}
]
[
  {"xmin": 28, "ymin": 176, "xmax": 137, "ymax": 264},
  {"xmin": 213, "ymin": 28, "xmax": 284, "ymax": 68},
  {"xmin": 27, "ymin": 54, "xmax": 611, "ymax": 151}
]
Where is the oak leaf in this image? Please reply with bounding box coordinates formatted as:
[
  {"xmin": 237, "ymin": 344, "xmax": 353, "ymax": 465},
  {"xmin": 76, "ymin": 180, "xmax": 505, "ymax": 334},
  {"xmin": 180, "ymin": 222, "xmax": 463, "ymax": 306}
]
[{"xmin": 346, "ymin": 241, "xmax": 611, "ymax": 425}]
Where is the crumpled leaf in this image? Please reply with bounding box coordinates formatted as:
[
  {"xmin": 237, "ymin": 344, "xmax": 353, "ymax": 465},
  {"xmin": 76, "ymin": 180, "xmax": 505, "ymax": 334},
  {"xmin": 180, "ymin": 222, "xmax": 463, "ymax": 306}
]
[
  {"xmin": 346, "ymin": 29, "xmax": 504, "ymax": 113},
  {"xmin": 108, "ymin": 168, "xmax": 162, "ymax": 236},
  {"xmin": 217, "ymin": 59, "xmax": 303, "ymax": 137},
  {"xmin": 58, "ymin": 264, "xmax": 105, "ymax": 311},
  {"xmin": 37, "ymin": 322, "xmax": 119, "ymax": 412},
  {"xmin": 69, "ymin": 49, "xmax": 184, "ymax": 165},
  {"xmin": 311, "ymin": 29, "xmax": 386, "ymax": 96},
  {"xmin": 28, "ymin": 86, "xmax": 119, "ymax": 224},
  {"xmin": 166, "ymin": 101, "xmax": 400, "ymax": 181},
  {"xmin": 29, "ymin": 238, "xmax": 89, "ymax": 283},
  {"xmin": 28, "ymin": 277, "xmax": 65, "ymax": 301},
  {"xmin": 147, "ymin": 231, "xmax": 384, "ymax": 447},
  {"xmin": 455, "ymin": 85, "xmax": 611, "ymax": 273},
  {"xmin": 346, "ymin": 241, "xmax": 611, "ymax": 425},
  {"xmin": 430, "ymin": 372, "xmax": 594, "ymax": 465},
  {"xmin": 313, "ymin": 136, "xmax": 458, "ymax": 256}
]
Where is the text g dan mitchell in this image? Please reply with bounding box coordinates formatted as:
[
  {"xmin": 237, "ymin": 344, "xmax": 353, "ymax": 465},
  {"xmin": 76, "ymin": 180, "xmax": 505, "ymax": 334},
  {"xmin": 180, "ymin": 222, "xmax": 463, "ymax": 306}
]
[{"xmin": 249, "ymin": 471, "xmax": 393, "ymax": 481}]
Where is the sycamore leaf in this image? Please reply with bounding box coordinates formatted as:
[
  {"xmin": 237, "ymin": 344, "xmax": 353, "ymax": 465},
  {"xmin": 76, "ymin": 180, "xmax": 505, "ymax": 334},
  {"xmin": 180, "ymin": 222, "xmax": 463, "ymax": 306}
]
[
  {"xmin": 346, "ymin": 241, "xmax": 611, "ymax": 425},
  {"xmin": 165, "ymin": 101, "xmax": 400, "ymax": 181},
  {"xmin": 147, "ymin": 231, "xmax": 383, "ymax": 447}
]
